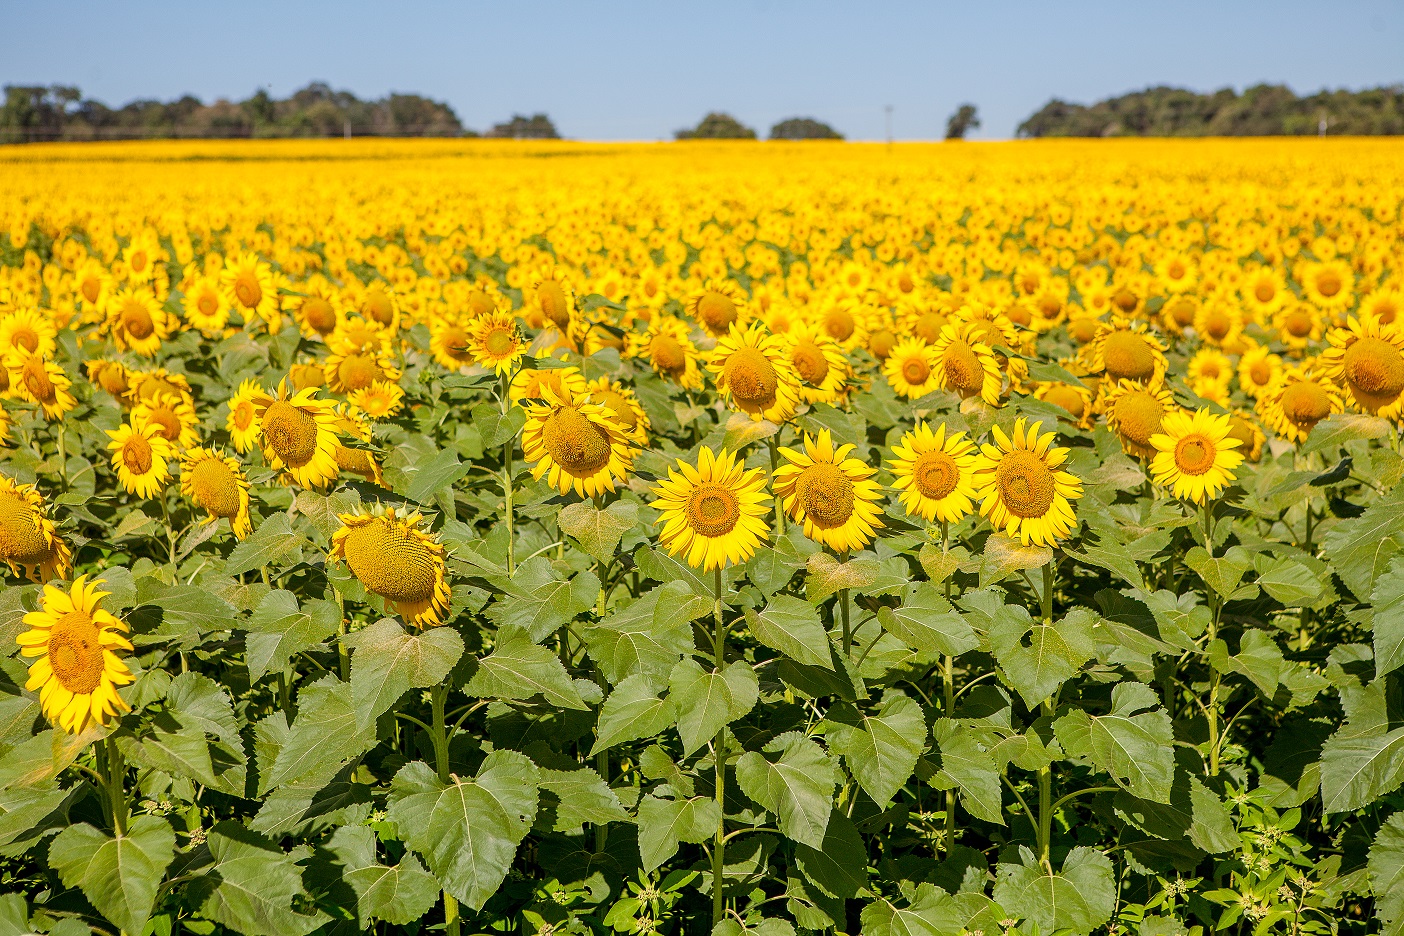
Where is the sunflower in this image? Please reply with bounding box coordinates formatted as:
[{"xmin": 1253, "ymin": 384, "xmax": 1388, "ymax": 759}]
[
  {"xmin": 347, "ymin": 380, "xmax": 405, "ymax": 419},
  {"xmin": 1300, "ymin": 259, "xmax": 1354, "ymax": 312},
  {"xmin": 773, "ymin": 429, "xmax": 885, "ymax": 552},
  {"xmin": 0, "ymin": 308, "xmax": 58, "ymax": 360},
  {"xmin": 125, "ymin": 368, "xmax": 193, "ymax": 408},
  {"xmin": 586, "ymin": 376, "xmax": 651, "ymax": 444},
  {"xmin": 687, "ymin": 279, "xmax": 749, "ymax": 338},
  {"xmin": 931, "ymin": 322, "xmax": 1002, "ymax": 405},
  {"xmin": 520, "ymin": 392, "xmax": 635, "ymax": 497},
  {"xmin": 1361, "ymin": 288, "xmax": 1404, "ymax": 328},
  {"xmin": 650, "ymin": 446, "xmax": 771, "ymax": 571},
  {"xmin": 106, "ymin": 286, "xmax": 173, "ymax": 357},
  {"xmin": 252, "ymin": 382, "xmax": 342, "ymax": 488},
  {"xmin": 334, "ymin": 444, "xmax": 386, "ymax": 487},
  {"xmin": 73, "ymin": 258, "xmax": 112, "ymax": 312},
  {"xmin": 1085, "ymin": 319, "xmax": 1168, "ymax": 386},
  {"xmin": 1242, "ymin": 267, "xmax": 1286, "ymax": 318},
  {"xmin": 1320, "ymin": 315, "xmax": 1404, "ymax": 417},
  {"xmin": 708, "ymin": 323, "xmax": 802, "ymax": 424},
  {"xmin": 1258, "ymin": 368, "xmax": 1344, "ymax": 444},
  {"xmin": 897, "ymin": 299, "xmax": 950, "ymax": 345},
  {"xmin": 179, "ymin": 448, "xmax": 252, "ymax": 538},
  {"xmin": 9, "ymin": 352, "xmax": 76, "ymax": 420},
  {"xmin": 510, "ymin": 365, "xmax": 588, "ymax": 407},
  {"xmin": 526, "ymin": 265, "xmax": 577, "ymax": 334},
  {"xmin": 1193, "ymin": 304, "xmax": 1242, "ymax": 348},
  {"xmin": 106, "ymin": 420, "xmax": 174, "ymax": 498},
  {"xmin": 221, "ymin": 252, "xmax": 281, "ymax": 330},
  {"xmin": 971, "ymin": 419, "xmax": 1083, "ymax": 547},
  {"xmin": 225, "ymin": 379, "xmax": 265, "ymax": 454},
  {"xmin": 288, "ymin": 277, "xmax": 344, "ymax": 339},
  {"xmin": 330, "ymin": 317, "xmax": 393, "ymax": 356},
  {"xmin": 629, "ymin": 316, "xmax": 704, "ymax": 390},
  {"xmin": 1103, "ymin": 380, "xmax": 1177, "ymax": 460},
  {"xmin": 1226, "ymin": 410, "xmax": 1266, "ymax": 462},
  {"xmin": 1149, "ymin": 409, "xmax": 1244, "ymax": 504},
  {"xmin": 323, "ymin": 348, "xmax": 401, "ymax": 394},
  {"xmin": 0, "ymin": 475, "xmax": 72, "ymax": 583},
  {"xmin": 132, "ymin": 394, "xmax": 200, "ymax": 451},
  {"xmin": 17, "ymin": 576, "xmax": 133, "ymax": 733},
  {"xmin": 783, "ymin": 321, "xmax": 850, "ymax": 404},
  {"xmin": 181, "ymin": 276, "xmax": 230, "ymax": 335},
  {"xmin": 122, "ymin": 232, "xmax": 165, "ymax": 284},
  {"xmin": 1237, "ymin": 346, "xmax": 1282, "ymax": 399},
  {"xmin": 1033, "ymin": 381, "xmax": 1095, "ymax": 429},
  {"xmin": 1187, "ymin": 348, "xmax": 1234, "ymax": 400},
  {"xmin": 467, "ymin": 311, "xmax": 525, "ymax": 376},
  {"xmin": 289, "ymin": 361, "xmax": 326, "ymax": 392},
  {"xmin": 888, "ymin": 421, "xmax": 979, "ymax": 524},
  {"xmin": 883, "ymin": 337, "xmax": 941, "ymax": 399},
  {"xmin": 1154, "ymin": 253, "xmax": 1197, "ymax": 294},
  {"xmin": 330, "ymin": 507, "xmax": 451, "ymax": 627},
  {"xmin": 1160, "ymin": 295, "xmax": 1199, "ymax": 336},
  {"xmin": 812, "ymin": 299, "xmax": 870, "ymax": 351},
  {"xmin": 1273, "ymin": 302, "xmax": 1323, "ymax": 352},
  {"xmin": 352, "ymin": 282, "xmax": 400, "ymax": 332},
  {"xmin": 428, "ymin": 318, "xmax": 477, "ymax": 371}
]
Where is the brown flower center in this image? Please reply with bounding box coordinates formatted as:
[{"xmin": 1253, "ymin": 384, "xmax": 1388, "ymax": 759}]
[
  {"xmin": 941, "ymin": 340, "xmax": 985, "ymax": 395},
  {"xmin": 1281, "ymin": 381, "xmax": 1332, "ymax": 429},
  {"xmin": 364, "ymin": 288, "xmax": 394, "ymax": 325},
  {"xmin": 0, "ymin": 492, "xmax": 49, "ymax": 564},
  {"xmin": 823, "ymin": 307, "xmax": 855, "ymax": 342},
  {"xmin": 1113, "ymin": 391, "xmax": 1164, "ymax": 445},
  {"xmin": 47, "ymin": 610, "xmax": 105, "ymax": 695},
  {"xmin": 234, "ymin": 272, "xmax": 262, "ymax": 310},
  {"xmin": 796, "ymin": 462, "xmax": 856, "ymax": 528},
  {"xmin": 723, "ymin": 347, "xmax": 779, "ymax": 406},
  {"xmin": 121, "ymin": 434, "xmax": 153, "ymax": 475},
  {"xmin": 337, "ymin": 353, "xmax": 382, "ymax": 392},
  {"xmin": 1343, "ymin": 336, "xmax": 1404, "ymax": 407},
  {"xmin": 696, "ymin": 291, "xmax": 737, "ymax": 332},
  {"xmin": 262, "ymin": 400, "xmax": 320, "ymax": 467},
  {"xmin": 302, "ymin": 297, "xmax": 336, "ymax": 333},
  {"xmin": 1255, "ymin": 282, "xmax": 1275, "ymax": 303},
  {"xmin": 190, "ymin": 457, "xmax": 240, "ymax": 518},
  {"xmin": 996, "ymin": 450, "xmax": 1056, "ymax": 519},
  {"xmin": 912, "ymin": 449, "xmax": 960, "ymax": 500},
  {"xmin": 1102, "ymin": 331, "xmax": 1156, "ymax": 382},
  {"xmin": 538, "ymin": 280, "xmax": 572, "ymax": 328},
  {"xmin": 1044, "ymin": 385, "xmax": 1085, "ymax": 419},
  {"xmin": 483, "ymin": 326, "xmax": 517, "ymax": 357},
  {"xmin": 792, "ymin": 342, "xmax": 830, "ymax": 385},
  {"xmin": 22, "ymin": 357, "xmax": 54, "ymax": 403},
  {"xmin": 686, "ymin": 483, "xmax": 741, "ymax": 537},
  {"xmin": 542, "ymin": 406, "xmax": 613, "ymax": 475},
  {"xmin": 1315, "ymin": 270, "xmax": 1342, "ymax": 298},
  {"xmin": 650, "ymin": 335, "xmax": 688, "ymax": 377},
  {"xmin": 598, "ymin": 390, "xmax": 638, "ymax": 430},
  {"xmin": 1284, "ymin": 309, "xmax": 1314, "ymax": 338},
  {"xmin": 342, "ymin": 519, "xmax": 438, "ymax": 604}
]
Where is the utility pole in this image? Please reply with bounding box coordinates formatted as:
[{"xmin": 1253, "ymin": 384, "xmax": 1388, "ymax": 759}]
[
  {"xmin": 344, "ymin": 117, "xmax": 351, "ymax": 140},
  {"xmin": 885, "ymin": 105, "xmax": 893, "ymax": 146}
]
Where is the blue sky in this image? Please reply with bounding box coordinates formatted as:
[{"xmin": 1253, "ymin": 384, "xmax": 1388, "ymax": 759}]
[{"xmin": 4, "ymin": 1, "xmax": 1401, "ymax": 140}]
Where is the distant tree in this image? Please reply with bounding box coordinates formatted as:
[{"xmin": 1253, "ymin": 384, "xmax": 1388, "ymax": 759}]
[
  {"xmin": 945, "ymin": 104, "xmax": 980, "ymax": 140},
  {"xmin": 487, "ymin": 114, "xmax": 560, "ymax": 139},
  {"xmin": 676, "ymin": 112, "xmax": 756, "ymax": 140},
  {"xmin": 769, "ymin": 117, "xmax": 844, "ymax": 140}
]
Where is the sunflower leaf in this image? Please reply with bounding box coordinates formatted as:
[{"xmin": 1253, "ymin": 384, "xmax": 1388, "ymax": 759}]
[
  {"xmin": 48, "ymin": 816, "xmax": 176, "ymax": 936},
  {"xmin": 347, "ymin": 619, "xmax": 464, "ymax": 730}
]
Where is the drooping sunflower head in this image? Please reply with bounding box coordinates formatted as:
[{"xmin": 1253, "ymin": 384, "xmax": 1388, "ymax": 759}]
[
  {"xmin": 225, "ymin": 378, "xmax": 267, "ymax": 454},
  {"xmin": 521, "ymin": 392, "xmax": 635, "ymax": 497},
  {"xmin": 650, "ymin": 446, "xmax": 771, "ymax": 571},
  {"xmin": 85, "ymin": 359, "xmax": 131, "ymax": 403},
  {"xmin": 773, "ymin": 428, "xmax": 886, "ymax": 552},
  {"xmin": 784, "ymin": 321, "xmax": 851, "ymax": 404},
  {"xmin": 179, "ymin": 447, "xmax": 252, "ymax": 539},
  {"xmin": 1321, "ymin": 315, "xmax": 1404, "ymax": 417},
  {"xmin": 334, "ymin": 443, "xmax": 387, "ymax": 488},
  {"xmin": 1086, "ymin": 319, "xmax": 1167, "ymax": 386},
  {"xmin": 629, "ymin": 316, "xmax": 704, "ymax": 390},
  {"xmin": 10, "ymin": 352, "xmax": 76, "ymax": 420},
  {"xmin": 356, "ymin": 282, "xmax": 399, "ymax": 331},
  {"xmin": 971, "ymin": 419, "xmax": 1083, "ymax": 547},
  {"xmin": 1259, "ymin": 368, "xmax": 1343, "ymax": 444},
  {"xmin": 289, "ymin": 279, "xmax": 343, "ymax": 339},
  {"xmin": 252, "ymin": 381, "xmax": 341, "ymax": 488},
  {"xmin": 0, "ymin": 475, "xmax": 72, "ymax": 583},
  {"xmin": 888, "ymin": 421, "xmax": 979, "ymax": 524},
  {"xmin": 1103, "ymin": 379, "xmax": 1178, "ymax": 460},
  {"xmin": 17, "ymin": 575, "xmax": 134, "ymax": 733},
  {"xmin": 0, "ymin": 308, "xmax": 58, "ymax": 360},
  {"xmin": 331, "ymin": 507, "xmax": 451, "ymax": 627},
  {"xmin": 528, "ymin": 266, "xmax": 577, "ymax": 332},
  {"xmin": 289, "ymin": 361, "xmax": 327, "ymax": 392},
  {"xmin": 931, "ymin": 322, "xmax": 1003, "ymax": 405},
  {"xmin": 707, "ymin": 323, "xmax": 802, "ymax": 424},
  {"xmin": 1149, "ymin": 408, "xmax": 1245, "ymax": 504},
  {"xmin": 586, "ymin": 376, "xmax": 651, "ymax": 444},
  {"xmin": 468, "ymin": 311, "xmax": 525, "ymax": 376},
  {"xmin": 106, "ymin": 286, "xmax": 170, "ymax": 356},
  {"xmin": 107, "ymin": 420, "xmax": 175, "ymax": 499},
  {"xmin": 686, "ymin": 280, "xmax": 749, "ymax": 338}
]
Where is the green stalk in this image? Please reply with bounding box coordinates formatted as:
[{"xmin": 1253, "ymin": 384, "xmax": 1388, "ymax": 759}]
[
  {"xmin": 105, "ymin": 736, "xmax": 128, "ymax": 835},
  {"xmin": 712, "ymin": 566, "xmax": 727, "ymax": 927},
  {"xmin": 499, "ymin": 374, "xmax": 517, "ymax": 576},
  {"xmin": 430, "ymin": 683, "xmax": 460, "ymax": 936},
  {"xmin": 1038, "ymin": 562, "xmax": 1055, "ymax": 868},
  {"xmin": 1201, "ymin": 502, "xmax": 1222, "ymax": 777},
  {"xmin": 943, "ymin": 652, "xmax": 956, "ymax": 854},
  {"xmin": 333, "ymin": 586, "xmax": 349, "ymax": 681},
  {"xmin": 767, "ymin": 434, "xmax": 786, "ymax": 535}
]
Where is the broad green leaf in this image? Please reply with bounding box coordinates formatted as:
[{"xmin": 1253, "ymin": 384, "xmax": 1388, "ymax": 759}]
[
  {"xmin": 735, "ymin": 734, "xmax": 837, "ymax": 848},
  {"xmin": 471, "ymin": 402, "xmax": 527, "ymax": 448},
  {"xmin": 930, "ymin": 718, "xmax": 1004, "ymax": 824},
  {"xmin": 1113, "ymin": 773, "xmax": 1237, "ymax": 855},
  {"xmin": 537, "ymin": 766, "xmax": 629, "ymax": 832},
  {"xmin": 466, "ymin": 625, "xmax": 588, "ymax": 709},
  {"xmin": 980, "ymin": 533, "xmax": 1053, "ymax": 587},
  {"xmin": 878, "ymin": 583, "xmax": 979, "ymax": 657},
  {"xmin": 592, "ymin": 674, "xmax": 677, "ymax": 755},
  {"xmin": 386, "ymin": 753, "xmax": 540, "ymax": 911},
  {"xmin": 988, "ymin": 605, "xmax": 1097, "ymax": 709},
  {"xmin": 347, "ymin": 618, "xmax": 464, "ymax": 729},
  {"xmin": 1066, "ymin": 539, "xmax": 1144, "ymax": 589},
  {"xmin": 794, "ymin": 808, "xmax": 868, "ymax": 899},
  {"xmin": 1321, "ymin": 484, "xmax": 1404, "ymax": 600},
  {"xmin": 192, "ymin": 822, "xmax": 328, "ymax": 936},
  {"xmin": 583, "ymin": 581, "xmax": 698, "ymax": 686},
  {"xmin": 993, "ymin": 846, "xmax": 1115, "ymax": 936},
  {"xmin": 138, "ymin": 581, "xmax": 239, "ymax": 635},
  {"xmin": 1320, "ymin": 726, "xmax": 1404, "ymax": 813},
  {"xmin": 860, "ymin": 884, "xmax": 1007, "ymax": 936},
  {"xmin": 824, "ymin": 692, "xmax": 925, "ymax": 807},
  {"xmin": 137, "ymin": 673, "xmax": 246, "ymax": 795},
  {"xmin": 1208, "ymin": 629, "xmax": 1327, "ymax": 705},
  {"xmin": 746, "ymin": 534, "xmax": 817, "ymax": 595},
  {"xmin": 917, "ymin": 543, "xmax": 965, "ymax": 584},
  {"xmin": 1373, "ymin": 558, "xmax": 1404, "ymax": 679},
  {"xmin": 558, "ymin": 500, "xmax": 639, "ymax": 563},
  {"xmin": 1369, "ymin": 812, "xmax": 1404, "ymax": 935},
  {"xmin": 1255, "ymin": 554, "xmax": 1323, "ymax": 608},
  {"xmin": 488, "ymin": 564, "xmax": 599, "ymax": 644},
  {"xmin": 669, "ymin": 658, "xmax": 759, "ymax": 755},
  {"xmin": 1301, "ymin": 412, "xmax": 1392, "ymax": 455},
  {"xmin": 245, "ymin": 589, "xmax": 341, "ymax": 681},
  {"xmin": 746, "ymin": 595, "xmax": 832, "ymax": 668},
  {"xmin": 264, "ymin": 676, "xmax": 376, "ymax": 792},
  {"xmin": 805, "ymin": 552, "xmax": 879, "ymax": 602},
  {"xmin": 1054, "ymin": 682, "xmax": 1174, "ymax": 803},
  {"xmin": 49, "ymin": 816, "xmax": 175, "ymax": 936},
  {"xmin": 1183, "ymin": 545, "xmax": 1256, "ymax": 600},
  {"xmin": 321, "ymin": 825, "xmax": 438, "ymax": 928},
  {"xmin": 635, "ymin": 793, "xmax": 720, "ymax": 872},
  {"xmin": 402, "ymin": 446, "xmax": 471, "ymax": 505},
  {"xmin": 224, "ymin": 513, "xmax": 310, "ymax": 577}
]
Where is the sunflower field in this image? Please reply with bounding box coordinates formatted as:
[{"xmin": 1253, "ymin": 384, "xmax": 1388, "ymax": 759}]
[{"xmin": 3, "ymin": 137, "xmax": 1404, "ymax": 936}]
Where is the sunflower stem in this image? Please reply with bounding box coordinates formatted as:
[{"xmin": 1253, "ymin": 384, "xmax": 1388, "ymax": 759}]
[
  {"xmin": 332, "ymin": 586, "xmax": 349, "ymax": 681},
  {"xmin": 430, "ymin": 682, "xmax": 451, "ymax": 784},
  {"xmin": 105, "ymin": 735, "xmax": 127, "ymax": 836},
  {"xmin": 943, "ymin": 651, "xmax": 957, "ymax": 854},
  {"xmin": 1042, "ymin": 561, "xmax": 1054, "ymax": 624},
  {"xmin": 1200, "ymin": 502, "xmax": 1223, "ymax": 776},
  {"xmin": 1037, "ymin": 699, "xmax": 1053, "ymax": 869},
  {"xmin": 443, "ymin": 892, "xmax": 460, "ymax": 936},
  {"xmin": 767, "ymin": 434, "xmax": 786, "ymax": 535},
  {"xmin": 501, "ymin": 373, "xmax": 516, "ymax": 576},
  {"xmin": 55, "ymin": 423, "xmax": 67, "ymax": 488},
  {"xmin": 712, "ymin": 565, "xmax": 728, "ymax": 927}
]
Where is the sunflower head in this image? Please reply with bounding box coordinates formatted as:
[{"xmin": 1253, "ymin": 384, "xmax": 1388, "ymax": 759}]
[
  {"xmin": 468, "ymin": 311, "xmax": 525, "ymax": 376},
  {"xmin": 1322, "ymin": 316, "xmax": 1404, "ymax": 416},
  {"xmin": 971, "ymin": 419, "xmax": 1083, "ymax": 547},
  {"xmin": 1149, "ymin": 408, "xmax": 1244, "ymax": 504},
  {"xmin": 0, "ymin": 476, "xmax": 72, "ymax": 583},
  {"xmin": 17, "ymin": 575, "xmax": 134, "ymax": 733},
  {"xmin": 180, "ymin": 448, "xmax": 252, "ymax": 539},
  {"xmin": 708, "ymin": 324, "xmax": 801, "ymax": 423},
  {"xmin": 521, "ymin": 392, "xmax": 635, "ymax": 497},
  {"xmin": 773, "ymin": 429, "xmax": 885, "ymax": 552},
  {"xmin": 1103, "ymin": 380, "xmax": 1177, "ymax": 460},
  {"xmin": 687, "ymin": 281, "xmax": 747, "ymax": 337},
  {"xmin": 650, "ymin": 446, "xmax": 771, "ymax": 570},
  {"xmin": 107, "ymin": 420, "xmax": 174, "ymax": 499},
  {"xmin": 331, "ymin": 507, "xmax": 451, "ymax": 627},
  {"xmin": 253, "ymin": 382, "xmax": 341, "ymax": 488},
  {"xmin": 888, "ymin": 421, "xmax": 979, "ymax": 524},
  {"xmin": 931, "ymin": 322, "xmax": 1002, "ymax": 405}
]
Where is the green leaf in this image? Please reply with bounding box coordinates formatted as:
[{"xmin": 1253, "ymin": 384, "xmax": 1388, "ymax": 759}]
[
  {"xmin": 224, "ymin": 513, "xmax": 310, "ymax": 577},
  {"xmin": 245, "ymin": 590, "xmax": 341, "ymax": 681},
  {"xmin": 292, "ymin": 488, "xmax": 362, "ymax": 541},
  {"xmin": 466, "ymin": 625, "xmax": 588, "ymax": 710},
  {"xmin": 994, "ymin": 846, "xmax": 1115, "ymax": 936},
  {"xmin": 321, "ymin": 825, "xmax": 438, "ymax": 928},
  {"xmin": 1321, "ymin": 483, "xmax": 1404, "ymax": 600},
  {"xmin": 1320, "ymin": 726, "xmax": 1404, "ymax": 813},
  {"xmin": 537, "ymin": 766, "xmax": 628, "ymax": 832},
  {"xmin": 1183, "ymin": 545, "xmax": 1256, "ymax": 600},
  {"xmin": 488, "ymin": 560, "xmax": 599, "ymax": 643},
  {"xmin": 930, "ymin": 719, "xmax": 1004, "ymax": 824},
  {"xmin": 1208, "ymin": 629, "xmax": 1327, "ymax": 705},
  {"xmin": 979, "ymin": 533, "xmax": 1053, "ymax": 587},
  {"xmin": 794, "ymin": 809, "xmax": 868, "ymax": 899},
  {"xmin": 989, "ymin": 605, "xmax": 1097, "ymax": 709},
  {"xmin": 347, "ymin": 618, "xmax": 464, "ymax": 729},
  {"xmin": 558, "ymin": 500, "xmax": 639, "ymax": 563},
  {"xmin": 192, "ymin": 822, "xmax": 328, "ymax": 936},
  {"xmin": 746, "ymin": 535, "xmax": 816, "ymax": 596},
  {"xmin": 49, "ymin": 816, "xmax": 175, "ymax": 936},
  {"xmin": 669, "ymin": 658, "xmax": 759, "ymax": 756},
  {"xmin": 139, "ymin": 581, "xmax": 239, "ymax": 635},
  {"xmin": 583, "ymin": 582, "xmax": 698, "ymax": 686},
  {"xmin": 1255, "ymin": 554, "xmax": 1323, "ymax": 607},
  {"xmin": 592, "ymin": 674, "xmax": 677, "ymax": 755},
  {"xmin": 824, "ymin": 692, "xmax": 926, "ymax": 807},
  {"xmin": 1054, "ymin": 682, "xmax": 1174, "ymax": 802},
  {"xmin": 264, "ymin": 676, "xmax": 376, "ymax": 792},
  {"xmin": 878, "ymin": 584, "xmax": 979, "ymax": 657},
  {"xmin": 402, "ymin": 447, "xmax": 471, "ymax": 505},
  {"xmin": 1369, "ymin": 812, "xmax": 1404, "ymax": 935},
  {"xmin": 1373, "ymin": 558, "xmax": 1404, "ymax": 679},
  {"xmin": 805, "ymin": 552, "xmax": 878, "ymax": 602},
  {"xmin": 735, "ymin": 734, "xmax": 838, "ymax": 848},
  {"xmin": 860, "ymin": 884, "xmax": 1007, "ymax": 936},
  {"xmin": 386, "ymin": 753, "xmax": 540, "ymax": 911},
  {"xmin": 136, "ymin": 672, "xmax": 246, "ymax": 795},
  {"xmin": 1301, "ymin": 412, "xmax": 1392, "ymax": 455},
  {"xmin": 636, "ymin": 793, "xmax": 720, "ymax": 873},
  {"xmin": 1066, "ymin": 539, "xmax": 1145, "ymax": 590},
  {"xmin": 471, "ymin": 402, "xmax": 526, "ymax": 448},
  {"xmin": 745, "ymin": 595, "xmax": 832, "ymax": 668}
]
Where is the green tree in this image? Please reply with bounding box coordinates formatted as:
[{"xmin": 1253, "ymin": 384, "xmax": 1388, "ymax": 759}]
[
  {"xmin": 769, "ymin": 117, "xmax": 844, "ymax": 140},
  {"xmin": 945, "ymin": 103, "xmax": 980, "ymax": 140},
  {"xmin": 675, "ymin": 112, "xmax": 756, "ymax": 140}
]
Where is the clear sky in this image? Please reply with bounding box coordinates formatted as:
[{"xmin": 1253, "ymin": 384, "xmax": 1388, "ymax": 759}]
[{"xmin": 3, "ymin": 0, "xmax": 1401, "ymax": 140}]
